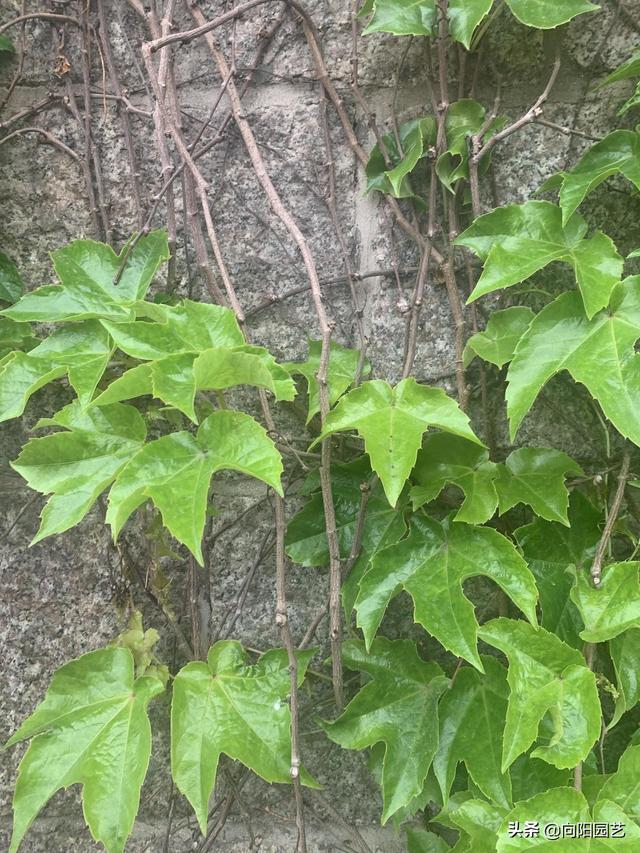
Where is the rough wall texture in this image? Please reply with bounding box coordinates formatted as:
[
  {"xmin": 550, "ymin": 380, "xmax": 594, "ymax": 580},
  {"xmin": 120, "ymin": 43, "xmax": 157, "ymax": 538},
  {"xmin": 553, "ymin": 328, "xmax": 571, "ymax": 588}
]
[{"xmin": 1, "ymin": 1, "xmax": 640, "ymax": 851}]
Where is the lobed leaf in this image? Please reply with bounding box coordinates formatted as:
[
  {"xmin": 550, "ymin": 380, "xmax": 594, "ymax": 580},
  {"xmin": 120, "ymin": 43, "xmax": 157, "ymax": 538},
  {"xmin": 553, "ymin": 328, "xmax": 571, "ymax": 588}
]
[
  {"xmin": 608, "ymin": 628, "xmax": 640, "ymax": 728},
  {"xmin": 570, "ymin": 561, "xmax": 640, "ymax": 643},
  {"xmin": 463, "ymin": 306, "xmax": 535, "ymax": 369}
]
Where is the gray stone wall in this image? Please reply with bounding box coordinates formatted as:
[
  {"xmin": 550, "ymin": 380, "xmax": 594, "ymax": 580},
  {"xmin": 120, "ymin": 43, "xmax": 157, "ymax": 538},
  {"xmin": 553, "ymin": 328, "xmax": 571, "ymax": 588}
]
[{"xmin": 1, "ymin": 1, "xmax": 639, "ymax": 850}]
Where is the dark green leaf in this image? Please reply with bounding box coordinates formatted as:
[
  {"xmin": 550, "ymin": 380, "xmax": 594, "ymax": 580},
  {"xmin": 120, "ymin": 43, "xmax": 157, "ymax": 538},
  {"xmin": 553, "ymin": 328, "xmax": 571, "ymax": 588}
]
[
  {"xmin": 0, "ymin": 250, "xmax": 24, "ymax": 303},
  {"xmin": 365, "ymin": 117, "xmax": 436, "ymax": 200},
  {"xmin": 448, "ymin": 0, "xmax": 493, "ymax": 49},
  {"xmin": 322, "ymin": 638, "xmax": 448, "ymax": 823},
  {"xmin": 356, "ymin": 515, "xmax": 538, "ymax": 668},
  {"xmin": 0, "ymin": 318, "xmax": 35, "ymax": 359},
  {"xmin": 597, "ymin": 743, "xmax": 640, "ymax": 824}
]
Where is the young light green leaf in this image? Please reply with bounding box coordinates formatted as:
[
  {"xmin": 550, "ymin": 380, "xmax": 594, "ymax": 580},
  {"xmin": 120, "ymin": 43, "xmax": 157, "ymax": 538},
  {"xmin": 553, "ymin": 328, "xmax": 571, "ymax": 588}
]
[
  {"xmin": 171, "ymin": 641, "xmax": 314, "ymax": 836},
  {"xmin": 497, "ymin": 787, "xmax": 640, "ymax": 851},
  {"xmin": 506, "ymin": 0, "xmax": 599, "ymax": 29},
  {"xmin": 107, "ymin": 410, "xmax": 283, "ymax": 564},
  {"xmin": 506, "ymin": 279, "xmax": 640, "ymax": 443},
  {"xmin": 495, "ymin": 448, "xmax": 582, "ymax": 525},
  {"xmin": 361, "ymin": 0, "xmax": 436, "ymax": 36},
  {"xmin": 457, "ymin": 201, "xmax": 623, "ymax": 319},
  {"xmin": 437, "ymin": 797, "xmax": 506, "ymax": 853},
  {"xmin": 311, "ymin": 378, "xmax": 482, "ymax": 507},
  {"xmin": 283, "ymin": 339, "xmax": 370, "ymax": 423},
  {"xmin": 609, "ymin": 628, "xmax": 640, "ymax": 728},
  {"xmin": 436, "ymin": 99, "xmax": 506, "ymax": 193},
  {"xmin": 558, "ymin": 130, "xmax": 640, "ymax": 224},
  {"xmin": 434, "ymin": 656, "xmax": 511, "ymax": 808},
  {"xmin": 2, "ymin": 231, "xmax": 169, "ymax": 322},
  {"xmin": 570, "ymin": 562, "xmax": 640, "ymax": 643},
  {"xmin": 356, "ymin": 515, "xmax": 538, "ymax": 668},
  {"xmin": 406, "ymin": 826, "xmax": 451, "ymax": 853},
  {"xmin": 515, "ymin": 492, "xmax": 600, "ymax": 648},
  {"xmin": 322, "ymin": 638, "xmax": 448, "ymax": 823},
  {"xmin": 27, "ymin": 321, "xmax": 114, "ymax": 402},
  {"xmin": 0, "ymin": 250, "xmax": 24, "ymax": 303},
  {"xmin": 194, "ymin": 345, "xmax": 295, "ymax": 402},
  {"xmin": 448, "ymin": 0, "xmax": 493, "ymax": 49},
  {"xmin": 4, "ymin": 647, "xmax": 164, "ymax": 853},
  {"xmin": 478, "ymin": 618, "xmax": 601, "ymax": 771},
  {"xmin": 597, "ymin": 743, "xmax": 640, "ymax": 823},
  {"xmin": 365, "ymin": 117, "xmax": 436, "ymax": 200},
  {"xmin": 0, "ymin": 353, "xmax": 66, "ymax": 423},
  {"xmin": 12, "ymin": 402, "xmax": 146, "ymax": 543},
  {"xmin": 410, "ymin": 433, "xmax": 498, "ymax": 524},
  {"xmin": 463, "ymin": 306, "xmax": 535, "ymax": 369}
]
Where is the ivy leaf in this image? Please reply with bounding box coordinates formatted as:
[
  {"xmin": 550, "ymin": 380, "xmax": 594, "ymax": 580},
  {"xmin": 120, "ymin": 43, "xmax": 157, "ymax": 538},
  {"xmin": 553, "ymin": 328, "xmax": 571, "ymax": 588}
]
[
  {"xmin": 0, "ymin": 250, "xmax": 24, "ymax": 303},
  {"xmin": 322, "ymin": 638, "xmax": 448, "ymax": 823},
  {"xmin": 601, "ymin": 50, "xmax": 640, "ymax": 86},
  {"xmin": 365, "ymin": 117, "xmax": 436, "ymax": 200},
  {"xmin": 434, "ymin": 656, "xmax": 512, "ymax": 807},
  {"xmin": 27, "ymin": 321, "xmax": 114, "ymax": 403},
  {"xmin": 102, "ymin": 299, "xmax": 244, "ymax": 359},
  {"xmin": 506, "ymin": 0, "xmax": 599, "ymax": 29},
  {"xmin": 448, "ymin": 0, "xmax": 493, "ymax": 49},
  {"xmin": 558, "ymin": 130, "xmax": 640, "ymax": 224},
  {"xmin": 457, "ymin": 200, "xmax": 623, "ymax": 319},
  {"xmin": 478, "ymin": 618, "xmax": 601, "ymax": 771},
  {"xmin": 506, "ymin": 280, "xmax": 640, "ymax": 444},
  {"xmin": 570, "ymin": 562, "xmax": 640, "ymax": 643},
  {"xmin": 4, "ymin": 647, "xmax": 164, "ymax": 853},
  {"xmin": 597, "ymin": 743, "xmax": 640, "ymax": 824},
  {"xmin": 436, "ymin": 99, "xmax": 506, "ymax": 193},
  {"xmin": 406, "ymin": 826, "xmax": 451, "ymax": 852},
  {"xmin": 2, "ymin": 231, "xmax": 169, "ymax": 322},
  {"xmin": 361, "ymin": 0, "xmax": 436, "ymax": 36},
  {"xmin": 497, "ymin": 788, "xmax": 640, "ymax": 851},
  {"xmin": 310, "ymin": 378, "xmax": 482, "ymax": 507},
  {"xmin": 12, "ymin": 402, "xmax": 146, "ymax": 543},
  {"xmin": 509, "ymin": 754, "xmax": 571, "ymax": 801},
  {"xmin": 463, "ymin": 306, "xmax": 535, "ymax": 369},
  {"xmin": 107, "ymin": 410, "xmax": 283, "ymax": 564},
  {"xmin": 515, "ymin": 492, "xmax": 600, "ymax": 647},
  {"xmin": 410, "ymin": 433, "xmax": 498, "ymax": 524},
  {"xmin": 0, "ymin": 318, "xmax": 35, "ymax": 359},
  {"xmin": 356, "ymin": 515, "xmax": 538, "ymax": 668},
  {"xmin": 171, "ymin": 641, "xmax": 314, "ymax": 835},
  {"xmin": 619, "ymin": 82, "xmax": 640, "ymax": 115},
  {"xmin": 283, "ymin": 339, "xmax": 370, "ymax": 423},
  {"xmin": 609, "ymin": 628, "xmax": 640, "ymax": 727},
  {"xmin": 0, "ymin": 35, "xmax": 15, "ymax": 55},
  {"xmin": 437, "ymin": 797, "xmax": 505, "ymax": 852},
  {"xmin": 0, "ymin": 353, "xmax": 66, "ymax": 423},
  {"xmin": 494, "ymin": 448, "xmax": 582, "ymax": 525}
]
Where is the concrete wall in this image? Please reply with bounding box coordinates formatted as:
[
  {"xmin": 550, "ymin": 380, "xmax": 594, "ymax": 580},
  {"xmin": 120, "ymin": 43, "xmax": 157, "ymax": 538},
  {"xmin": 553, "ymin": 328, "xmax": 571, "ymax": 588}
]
[{"xmin": 1, "ymin": 1, "xmax": 640, "ymax": 850}]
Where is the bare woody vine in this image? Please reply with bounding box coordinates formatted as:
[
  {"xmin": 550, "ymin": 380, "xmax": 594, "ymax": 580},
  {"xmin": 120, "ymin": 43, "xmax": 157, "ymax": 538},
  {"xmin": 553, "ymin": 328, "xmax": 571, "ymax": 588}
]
[{"xmin": 1, "ymin": 1, "xmax": 640, "ymax": 852}]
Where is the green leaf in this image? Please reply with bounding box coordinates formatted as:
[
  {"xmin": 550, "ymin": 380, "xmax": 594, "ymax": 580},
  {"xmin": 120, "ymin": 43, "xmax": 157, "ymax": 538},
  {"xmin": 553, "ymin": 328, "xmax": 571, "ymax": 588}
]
[
  {"xmin": 322, "ymin": 638, "xmax": 448, "ymax": 823},
  {"xmin": 570, "ymin": 562, "xmax": 640, "ymax": 642},
  {"xmin": 515, "ymin": 492, "xmax": 600, "ymax": 647},
  {"xmin": 448, "ymin": 0, "xmax": 493, "ymax": 49},
  {"xmin": 0, "ymin": 35, "xmax": 15, "ymax": 55},
  {"xmin": 28, "ymin": 321, "xmax": 114, "ymax": 402},
  {"xmin": 194, "ymin": 345, "xmax": 296, "ymax": 402},
  {"xmin": 4, "ymin": 647, "xmax": 164, "ymax": 853},
  {"xmin": 506, "ymin": 0, "xmax": 599, "ymax": 29},
  {"xmin": 365, "ymin": 117, "xmax": 436, "ymax": 200},
  {"xmin": 438, "ymin": 797, "xmax": 505, "ymax": 853},
  {"xmin": 498, "ymin": 787, "xmax": 639, "ymax": 851},
  {"xmin": 171, "ymin": 641, "xmax": 314, "ymax": 835},
  {"xmin": 509, "ymin": 754, "xmax": 571, "ymax": 801},
  {"xmin": 362, "ymin": 0, "xmax": 436, "ymax": 36},
  {"xmin": 406, "ymin": 826, "xmax": 451, "ymax": 853},
  {"xmin": 597, "ymin": 743, "xmax": 640, "ymax": 824},
  {"xmin": 506, "ymin": 279, "xmax": 640, "ymax": 443},
  {"xmin": 494, "ymin": 448, "xmax": 582, "ymax": 525},
  {"xmin": 12, "ymin": 402, "xmax": 146, "ymax": 543},
  {"xmin": 609, "ymin": 628, "xmax": 640, "ymax": 727},
  {"xmin": 436, "ymin": 100, "xmax": 506, "ymax": 193},
  {"xmin": 620, "ymin": 82, "xmax": 640, "ymax": 115},
  {"xmin": 0, "ymin": 353, "xmax": 66, "ymax": 423},
  {"xmin": 410, "ymin": 433, "xmax": 498, "ymax": 524},
  {"xmin": 463, "ymin": 307, "xmax": 535, "ymax": 369},
  {"xmin": 356, "ymin": 515, "xmax": 538, "ymax": 668},
  {"xmin": 601, "ymin": 50, "xmax": 640, "ymax": 86},
  {"xmin": 478, "ymin": 618, "xmax": 601, "ymax": 771},
  {"xmin": 558, "ymin": 131, "xmax": 640, "ymax": 224},
  {"xmin": 283, "ymin": 339, "xmax": 369, "ymax": 422},
  {"xmin": 107, "ymin": 410, "xmax": 283, "ymax": 564},
  {"xmin": 0, "ymin": 250, "xmax": 24, "ymax": 303},
  {"xmin": 457, "ymin": 201, "xmax": 623, "ymax": 319},
  {"xmin": 2, "ymin": 231, "xmax": 169, "ymax": 322},
  {"xmin": 434, "ymin": 656, "xmax": 512, "ymax": 807},
  {"xmin": 0, "ymin": 318, "xmax": 35, "ymax": 359},
  {"xmin": 311, "ymin": 378, "xmax": 482, "ymax": 507}
]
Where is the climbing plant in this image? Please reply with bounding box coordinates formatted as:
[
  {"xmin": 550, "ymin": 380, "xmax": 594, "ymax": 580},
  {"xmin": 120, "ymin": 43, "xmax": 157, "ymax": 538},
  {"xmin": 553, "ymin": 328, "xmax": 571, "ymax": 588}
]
[{"xmin": 2, "ymin": 1, "xmax": 640, "ymax": 852}]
